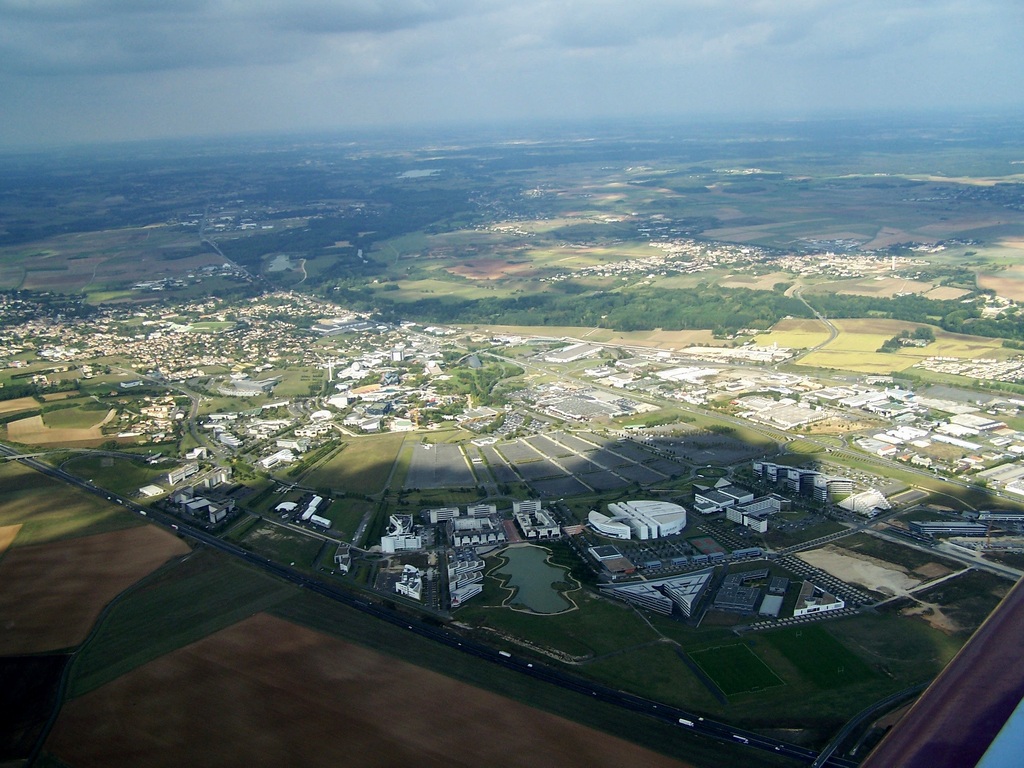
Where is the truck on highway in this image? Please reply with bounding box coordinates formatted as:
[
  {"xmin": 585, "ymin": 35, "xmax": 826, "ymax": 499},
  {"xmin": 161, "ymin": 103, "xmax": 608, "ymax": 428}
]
[
  {"xmin": 678, "ymin": 718, "xmax": 694, "ymax": 727},
  {"xmin": 498, "ymin": 651, "xmax": 512, "ymax": 658}
]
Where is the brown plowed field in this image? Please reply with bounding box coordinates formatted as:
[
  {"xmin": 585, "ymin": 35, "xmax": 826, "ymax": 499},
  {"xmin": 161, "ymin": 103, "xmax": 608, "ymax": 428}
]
[
  {"xmin": 0, "ymin": 525, "xmax": 189, "ymax": 654},
  {"xmin": 48, "ymin": 613, "xmax": 689, "ymax": 768}
]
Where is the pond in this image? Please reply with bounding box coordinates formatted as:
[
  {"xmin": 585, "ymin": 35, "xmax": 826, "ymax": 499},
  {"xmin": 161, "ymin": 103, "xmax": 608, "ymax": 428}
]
[{"xmin": 494, "ymin": 545, "xmax": 572, "ymax": 614}]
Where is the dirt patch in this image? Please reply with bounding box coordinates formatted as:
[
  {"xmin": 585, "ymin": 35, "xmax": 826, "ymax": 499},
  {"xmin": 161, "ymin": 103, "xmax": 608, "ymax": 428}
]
[
  {"xmin": 912, "ymin": 562, "xmax": 953, "ymax": 580},
  {"xmin": 797, "ymin": 545, "xmax": 920, "ymax": 597},
  {"xmin": 0, "ymin": 525, "xmax": 189, "ymax": 654},
  {"xmin": 448, "ymin": 260, "xmax": 539, "ymax": 280},
  {"xmin": 899, "ymin": 600, "xmax": 961, "ymax": 634},
  {"xmin": 48, "ymin": 613, "xmax": 689, "ymax": 768},
  {"xmin": 0, "ymin": 524, "xmax": 21, "ymax": 554},
  {"xmin": 6, "ymin": 412, "xmax": 113, "ymax": 445}
]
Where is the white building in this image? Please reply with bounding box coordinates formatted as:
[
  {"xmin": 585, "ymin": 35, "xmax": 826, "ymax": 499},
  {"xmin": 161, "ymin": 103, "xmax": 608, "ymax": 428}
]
[
  {"xmin": 792, "ymin": 582, "xmax": 845, "ymax": 617},
  {"xmin": 604, "ymin": 500, "xmax": 687, "ymax": 540},
  {"xmin": 587, "ymin": 510, "xmax": 632, "ymax": 539},
  {"xmin": 381, "ymin": 513, "xmax": 422, "ymax": 552},
  {"xmin": 395, "ymin": 565, "xmax": 423, "ymax": 601}
]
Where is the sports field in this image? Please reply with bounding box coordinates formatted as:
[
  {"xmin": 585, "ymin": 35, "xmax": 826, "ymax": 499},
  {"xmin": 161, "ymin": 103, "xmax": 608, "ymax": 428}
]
[
  {"xmin": 688, "ymin": 644, "xmax": 784, "ymax": 696},
  {"xmin": 762, "ymin": 625, "xmax": 874, "ymax": 688}
]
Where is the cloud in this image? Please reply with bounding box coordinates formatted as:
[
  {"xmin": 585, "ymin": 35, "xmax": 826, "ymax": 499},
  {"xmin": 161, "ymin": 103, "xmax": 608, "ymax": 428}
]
[
  {"xmin": 0, "ymin": 0, "xmax": 478, "ymax": 75},
  {"xmin": 0, "ymin": 0, "xmax": 1021, "ymax": 146}
]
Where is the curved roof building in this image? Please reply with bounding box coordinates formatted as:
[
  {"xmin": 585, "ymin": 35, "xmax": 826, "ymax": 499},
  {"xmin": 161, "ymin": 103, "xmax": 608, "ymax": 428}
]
[
  {"xmin": 588, "ymin": 510, "xmax": 632, "ymax": 539},
  {"xmin": 590, "ymin": 500, "xmax": 687, "ymax": 540}
]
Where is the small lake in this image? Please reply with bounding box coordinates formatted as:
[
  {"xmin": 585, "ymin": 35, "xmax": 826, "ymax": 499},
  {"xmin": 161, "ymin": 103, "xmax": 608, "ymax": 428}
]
[
  {"xmin": 495, "ymin": 545, "xmax": 572, "ymax": 614},
  {"xmin": 266, "ymin": 254, "xmax": 294, "ymax": 272}
]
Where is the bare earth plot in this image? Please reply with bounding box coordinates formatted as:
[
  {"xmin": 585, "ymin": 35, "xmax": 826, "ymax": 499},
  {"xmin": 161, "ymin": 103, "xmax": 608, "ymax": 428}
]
[
  {"xmin": 797, "ymin": 545, "xmax": 920, "ymax": 598},
  {"xmin": 6, "ymin": 410, "xmax": 115, "ymax": 447},
  {"xmin": 0, "ymin": 524, "xmax": 21, "ymax": 553},
  {"xmin": 47, "ymin": 612, "xmax": 689, "ymax": 768},
  {"xmin": 0, "ymin": 525, "xmax": 189, "ymax": 654}
]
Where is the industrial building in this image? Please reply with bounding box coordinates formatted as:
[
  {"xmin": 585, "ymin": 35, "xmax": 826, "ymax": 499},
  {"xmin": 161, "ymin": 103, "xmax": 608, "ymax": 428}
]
[
  {"xmin": 909, "ymin": 520, "xmax": 990, "ymax": 537},
  {"xmin": 713, "ymin": 569, "xmax": 769, "ymax": 614}
]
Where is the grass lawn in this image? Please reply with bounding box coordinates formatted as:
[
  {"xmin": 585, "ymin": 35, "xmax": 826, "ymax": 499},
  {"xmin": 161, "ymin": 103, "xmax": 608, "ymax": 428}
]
[
  {"xmin": 689, "ymin": 643, "xmax": 785, "ymax": 696},
  {"xmin": 236, "ymin": 521, "xmax": 326, "ymax": 568},
  {"xmin": 913, "ymin": 569, "xmax": 1012, "ymax": 635},
  {"xmin": 0, "ymin": 463, "xmax": 143, "ymax": 547},
  {"xmin": 40, "ymin": 404, "xmax": 110, "ymax": 430},
  {"xmin": 834, "ymin": 532, "xmax": 963, "ymax": 572},
  {"xmin": 323, "ymin": 497, "xmax": 374, "ymax": 542},
  {"xmin": 302, "ymin": 433, "xmax": 405, "ymax": 495},
  {"xmin": 69, "ymin": 550, "xmax": 296, "ymax": 697},
  {"xmin": 458, "ymin": 590, "xmax": 658, "ymax": 659},
  {"xmin": 61, "ymin": 454, "xmax": 166, "ymax": 497},
  {"xmin": 761, "ymin": 625, "xmax": 875, "ymax": 689}
]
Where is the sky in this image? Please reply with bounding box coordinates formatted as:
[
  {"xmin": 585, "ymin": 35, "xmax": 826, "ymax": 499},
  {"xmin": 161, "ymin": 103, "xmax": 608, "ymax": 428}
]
[{"xmin": 1, "ymin": 0, "xmax": 1022, "ymax": 148}]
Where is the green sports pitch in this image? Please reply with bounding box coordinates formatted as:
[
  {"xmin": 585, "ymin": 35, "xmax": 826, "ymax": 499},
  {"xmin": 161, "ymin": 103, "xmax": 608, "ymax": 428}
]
[{"xmin": 688, "ymin": 643, "xmax": 785, "ymax": 696}]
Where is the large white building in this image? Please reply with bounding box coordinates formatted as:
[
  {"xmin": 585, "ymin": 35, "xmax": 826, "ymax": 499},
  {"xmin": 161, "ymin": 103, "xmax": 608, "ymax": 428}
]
[
  {"xmin": 792, "ymin": 582, "xmax": 845, "ymax": 617},
  {"xmin": 381, "ymin": 514, "xmax": 422, "ymax": 553},
  {"xmin": 587, "ymin": 510, "xmax": 632, "ymax": 539},
  {"xmin": 589, "ymin": 500, "xmax": 687, "ymax": 540}
]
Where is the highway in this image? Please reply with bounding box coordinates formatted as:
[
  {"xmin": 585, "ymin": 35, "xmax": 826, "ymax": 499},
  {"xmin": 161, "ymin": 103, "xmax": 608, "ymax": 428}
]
[{"xmin": 1, "ymin": 440, "xmax": 862, "ymax": 766}]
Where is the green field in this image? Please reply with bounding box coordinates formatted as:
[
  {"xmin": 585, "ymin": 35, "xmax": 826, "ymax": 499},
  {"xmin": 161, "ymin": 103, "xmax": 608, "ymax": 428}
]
[
  {"xmin": 688, "ymin": 643, "xmax": 785, "ymax": 696},
  {"xmin": 40, "ymin": 401, "xmax": 111, "ymax": 429},
  {"xmin": 458, "ymin": 590, "xmax": 658, "ymax": 659},
  {"xmin": 322, "ymin": 497, "xmax": 375, "ymax": 542},
  {"xmin": 762, "ymin": 625, "xmax": 875, "ymax": 689},
  {"xmin": 235, "ymin": 521, "xmax": 326, "ymax": 568},
  {"xmin": 0, "ymin": 462, "xmax": 143, "ymax": 547},
  {"xmin": 69, "ymin": 550, "xmax": 296, "ymax": 697},
  {"xmin": 61, "ymin": 454, "xmax": 166, "ymax": 496},
  {"xmin": 302, "ymin": 433, "xmax": 406, "ymax": 495}
]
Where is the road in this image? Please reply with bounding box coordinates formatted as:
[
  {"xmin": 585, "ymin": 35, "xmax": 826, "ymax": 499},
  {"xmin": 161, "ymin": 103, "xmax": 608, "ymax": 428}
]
[
  {"xmin": 2, "ymin": 440, "xmax": 858, "ymax": 767},
  {"xmin": 790, "ymin": 285, "xmax": 839, "ymax": 363}
]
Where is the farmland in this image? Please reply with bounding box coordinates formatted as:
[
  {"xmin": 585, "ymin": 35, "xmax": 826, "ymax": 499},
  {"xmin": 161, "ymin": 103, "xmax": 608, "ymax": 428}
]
[
  {"xmin": 794, "ymin": 318, "xmax": 1011, "ymax": 373},
  {"xmin": 0, "ymin": 462, "xmax": 144, "ymax": 546},
  {"xmin": 0, "ymin": 524, "xmax": 189, "ymax": 654},
  {"xmin": 49, "ymin": 613, "xmax": 693, "ymax": 768}
]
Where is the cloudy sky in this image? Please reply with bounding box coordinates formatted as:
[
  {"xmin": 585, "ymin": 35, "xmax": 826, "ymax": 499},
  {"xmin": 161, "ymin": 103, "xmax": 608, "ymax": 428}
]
[{"xmin": 1, "ymin": 0, "xmax": 1022, "ymax": 148}]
